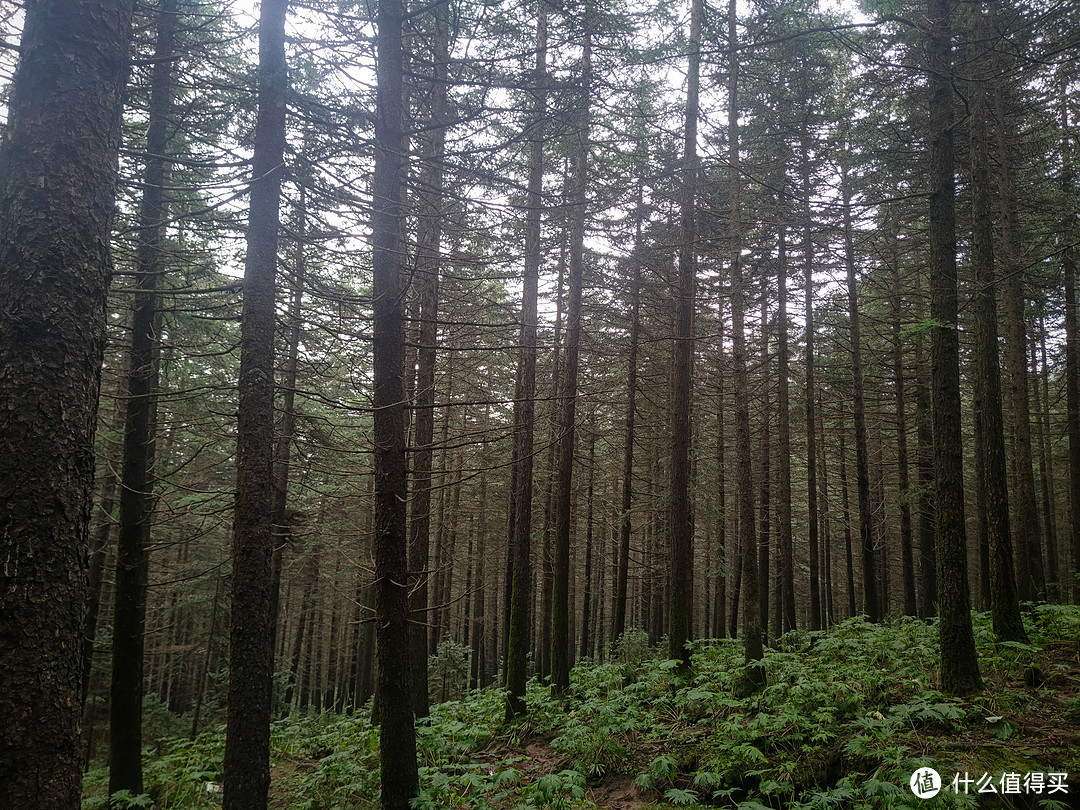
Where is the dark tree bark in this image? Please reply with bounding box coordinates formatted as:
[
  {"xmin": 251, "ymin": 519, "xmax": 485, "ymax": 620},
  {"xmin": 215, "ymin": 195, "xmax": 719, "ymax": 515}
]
[
  {"xmin": 840, "ymin": 159, "xmax": 879, "ymax": 622},
  {"xmin": 505, "ymin": 0, "xmax": 548, "ymax": 718},
  {"xmin": 926, "ymin": 0, "xmax": 981, "ymax": 695},
  {"xmin": 838, "ymin": 420, "xmax": 857, "ymax": 618},
  {"xmin": 109, "ymin": 0, "xmax": 178, "ymax": 797},
  {"xmin": 0, "ymin": 1, "xmax": 135, "ymax": 805},
  {"xmin": 580, "ymin": 430, "xmax": 596, "ymax": 659},
  {"xmin": 371, "ymin": 0, "xmax": 419, "ymax": 800},
  {"xmin": 776, "ymin": 221, "xmax": 796, "ymax": 634},
  {"xmin": 727, "ymin": 0, "xmax": 763, "ymax": 691},
  {"xmin": 269, "ymin": 173, "xmax": 309, "ymax": 670},
  {"xmin": 887, "ymin": 212, "xmax": 917, "ymax": 617},
  {"xmin": 613, "ymin": 175, "xmax": 643, "ymax": 645},
  {"xmin": 224, "ymin": 0, "xmax": 288, "ymax": 805},
  {"xmin": 914, "ymin": 312, "xmax": 938, "ymax": 617},
  {"xmin": 800, "ymin": 125, "xmax": 822, "ymax": 632},
  {"xmin": 757, "ymin": 284, "xmax": 771, "ymax": 642},
  {"xmin": 551, "ymin": 7, "xmax": 590, "ymax": 695},
  {"xmin": 967, "ymin": 15, "xmax": 1027, "ymax": 642},
  {"xmin": 715, "ymin": 317, "xmax": 728, "ymax": 638},
  {"xmin": 994, "ymin": 67, "xmax": 1045, "ymax": 603},
  {"xmin": 407, "ymin": 0, "xmax": 449, "ymax": 719},
  {"xmin": 669, "ymin": 0, "xmax": 702, "ymax": 667}
]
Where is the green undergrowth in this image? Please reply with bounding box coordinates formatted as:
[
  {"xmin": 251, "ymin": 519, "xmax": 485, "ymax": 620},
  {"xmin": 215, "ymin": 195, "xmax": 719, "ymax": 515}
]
[{"xmin": 83, "ymin": 606, "xmax": 1080, "ymax": 809}]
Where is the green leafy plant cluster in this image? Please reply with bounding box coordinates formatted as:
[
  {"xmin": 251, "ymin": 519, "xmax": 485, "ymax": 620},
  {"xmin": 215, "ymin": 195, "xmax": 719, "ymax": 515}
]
[{"xmin": 83, "ymin": 607, "xmax": 1080, "ymax": 810}]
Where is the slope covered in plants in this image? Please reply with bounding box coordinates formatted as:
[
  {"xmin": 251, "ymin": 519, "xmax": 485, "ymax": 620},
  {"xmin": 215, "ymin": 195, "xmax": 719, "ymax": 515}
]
[{"xmin": 84, "ymin": 607, "xmax": 1080, "ymax": 809}]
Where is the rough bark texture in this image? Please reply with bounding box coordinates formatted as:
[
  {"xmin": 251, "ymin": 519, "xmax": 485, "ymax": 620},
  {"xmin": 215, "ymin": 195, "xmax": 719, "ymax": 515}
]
[
  {"xmin": 505, "ymin": 0, "xmax": 547, "ymax": 718},
  {"xmin": 915, "ymin": 321, "xmax": 938, "ymax": 617},
  {"xmin": 926, "ymin": 0, "xmax": 981, "ymax": 696},
  {"xmin": 968, "ymin": 19, "xmax": 1027, "ymax": 642},
  {"xmin": 223, "ymin": 0, "xmax": 288, "ymax": 807},
  {"xmin": 551, "ymin": 11, "xmax": 590, "ymax": 695},
  {"xmin": 110, "ymin": 0, "xmax": 178, "ymax": 796},
  {"xmin": 0, "ymin": 1, "xmax": 134, "ymax": 806},
  {"xmin": 669, "ymin": 0, "xmax": 702, "ymax": 667},
  {"xmin": 371, "ymin": 0, "xmax": 419, "ymax": 801}
]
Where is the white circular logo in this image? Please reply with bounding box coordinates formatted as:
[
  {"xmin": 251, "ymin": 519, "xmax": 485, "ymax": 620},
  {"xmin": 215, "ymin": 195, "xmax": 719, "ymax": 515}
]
[{"xmin": 910, "ymin": 768, "xmax": 942, "ymax": 799}]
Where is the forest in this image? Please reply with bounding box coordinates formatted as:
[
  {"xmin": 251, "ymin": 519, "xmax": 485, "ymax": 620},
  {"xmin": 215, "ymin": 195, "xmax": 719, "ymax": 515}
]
[{"xmin": 0, "ymin": 0, "xmax": 1078, "ymax": 807}]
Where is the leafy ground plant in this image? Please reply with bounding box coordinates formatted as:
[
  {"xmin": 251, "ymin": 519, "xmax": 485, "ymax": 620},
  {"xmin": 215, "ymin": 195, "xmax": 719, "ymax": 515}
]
[{"xmin": 84, "ymin": 607, "xmax": 1080, "ymax": 809}]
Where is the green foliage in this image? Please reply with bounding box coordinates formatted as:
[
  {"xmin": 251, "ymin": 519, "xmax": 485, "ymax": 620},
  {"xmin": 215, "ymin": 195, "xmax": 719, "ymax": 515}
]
[
  {"xmin": 86, "ymin": 607, "xmax": 1080, "ymax": 810},
  {"xmin": 429, "ymin": 639, "xmax": 472, "ymax": 704}
]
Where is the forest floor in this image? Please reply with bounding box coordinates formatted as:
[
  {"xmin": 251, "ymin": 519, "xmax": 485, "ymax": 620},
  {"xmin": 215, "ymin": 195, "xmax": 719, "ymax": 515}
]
[{"xmin": 84, "ymin": 606, "xmax": 1080, "ymax": 810}]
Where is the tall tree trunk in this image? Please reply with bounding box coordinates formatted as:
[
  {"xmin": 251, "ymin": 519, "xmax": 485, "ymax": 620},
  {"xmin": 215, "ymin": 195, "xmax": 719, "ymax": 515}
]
[
  {"xmin": 0, "ymin": 0, "xmax": 133, "ymax": 807},
  {"xmin": 727, "ymin": 0, "xmax": 763, "ymax": 691},
  {"xmin": 613, "ymin": 174, "xmax": 644, "ymax": 645},
  {"xmin": 758, "ymin": 283, "xmax": 771, "ymax": 641},
  {"xmin": 776, "ymin": 221, "xmax": 796, "ymax": 634},
  {"xmin": 968, "ymin": 15, "xmax": 1027, "ymax": 642},
  {"xmin": 838, "ymin": 419, "xmax": 857, "ymax": 618},
  {"xmin": 669, "ymin": 0, "xmax": 702, "ymax": 668},
  {"xmin": 1062, "ymin": 73, "xmax": 1080, "ymax": 604},
  {"xmin": 223, "ymin": 0, "xmax": 288, "ymax": 805},
  {"xmin": 994, "ymin": 51, "xmax": 1045, "ymax": 602},
  {"xmin": 800, "ymin": 125, "xmax": 821, "ymax": 632},
  {"xmin": 1034, "ymin": 320, "xmax": 1060, "ymax": 600},
  {"xmin": 926, "ymin": 0, "xmax": 981, "ymax": 695},
  {"xmin": 504, "ymin": 0, "xmax": 547, "ymax": 717},
  {"xmin": 551, "ymin": 7, "xmax": 591, "ymax": 695},
  {"xmin": 109, "ymin": 0, "xmax": 178, "ymax": 796},
  {"xmin": 715, "ymin": 318, "xmax": 728, "ymax": 637},
  {"xmin": 840, "ymin": 159, "xmax": 880, "ymax": 622},
  {"xmin": 888, "ymin": 212, "xmax": 917, "ymax": 616},
  {"xmin": 270, "ymin": 169, "xmax": 309, "ymax": 665},
  {"xmin": 407, "ymin": 0, "xmax": 449, "ymax": 719},
  {"xmin": 371, "ymin": 0, "xmax": 419, "ymax": 799},
  {"xmin": 580, "ymin": 430, "xmax": 596, "ymax": 660},
  {"xmin": 914, "ymin": 307, "xmax": 938, "ymax": 617},
  {"xmin": 0, "ymin": 1, "xmax": 134, "ymax": 806}
]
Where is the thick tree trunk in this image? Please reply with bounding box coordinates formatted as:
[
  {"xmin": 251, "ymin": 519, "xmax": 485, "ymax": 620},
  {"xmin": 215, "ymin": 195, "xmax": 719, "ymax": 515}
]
[
  {"xmin": 109, "ymin": 0, "xmax": 178, "ymax": 796},
  {"xmin": 371, "ymin": 0, "xmax": 419, "ymax": 801},
  {"xmin": 0, "ymin": 1, "xmax": 134, "ymax": 806},
  {"xmin": 926, "ymin": 0, "xmax": 981, "ymax": 695},
  {"xmin": 223, "ymin": 0, "xmax": 288, "ymax": 806}
]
